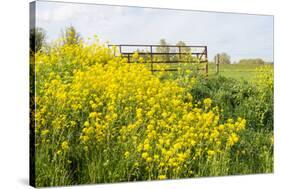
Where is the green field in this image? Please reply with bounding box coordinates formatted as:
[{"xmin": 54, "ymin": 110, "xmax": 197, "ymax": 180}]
[
  {"xmin": 143, "ymin": 62, "xmax": 273, "ymax": 81},
  {"xmin": 208, "ymin": 63, "xmax": 274, "ymax": 81}
]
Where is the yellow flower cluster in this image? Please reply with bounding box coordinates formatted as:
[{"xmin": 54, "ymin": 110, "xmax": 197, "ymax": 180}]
[
  {"xmin": 34, "ymin": 40, "xmax": 246, "ymax": 181},
  {"xmin": 255, "ymin": 65, "xmax": 273, "ymax": 91}
]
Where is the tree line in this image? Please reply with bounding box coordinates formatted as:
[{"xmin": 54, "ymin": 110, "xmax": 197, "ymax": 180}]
[
  {"xmin": 30, "ymin": 26, "xmax": 81, "ymax": 54},
  {"xmin": 213, "ymin": 53, "xmax": 268, "ymax": 65},
  {"xmin": 30, "ymin": 26, "xmax": 269, "ymax": 64}
]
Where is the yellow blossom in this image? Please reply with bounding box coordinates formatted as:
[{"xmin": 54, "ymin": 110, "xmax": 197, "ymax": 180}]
[
  {"xmin": 61, "ymin": 141, "xmax": 69, "ymax": 151},
  {"xmin": 158, "ymin": 175, "xmax": 167, "ymax": 180}
]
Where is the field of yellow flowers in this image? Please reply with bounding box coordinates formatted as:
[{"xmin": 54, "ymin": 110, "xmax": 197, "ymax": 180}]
[{"xmin": 32, "ymin": 39, "xmax": 273, "ymax": 187}]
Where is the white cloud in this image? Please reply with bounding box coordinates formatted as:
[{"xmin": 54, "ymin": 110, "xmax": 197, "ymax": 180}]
[
  {"xmin": 36, "ymin": 1, "xmax": 273, "ymax": 61},
  {"xmin": 37, "ymin": 4, "xmax": 79, "ymax": 22}
]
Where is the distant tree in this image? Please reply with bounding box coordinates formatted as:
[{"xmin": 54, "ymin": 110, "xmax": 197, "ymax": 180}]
[
  {"xmin": 175, "ymin": 41, "xmax": 192, "ymax": 62},
  {"xmin": 138, "ymin": 49, "xmax": 151, "ymax": 63},
  {"xmin": 61, "ymin": 26, "xmax": 82, "ymax": 45},
  {"xmin": 238, "ymin": 58, "xmax": 265, "ymax": 65},
  {"xmin": 156, "ymin": 39, "xmax": 170, "ymax": 62},
  {"xmin": 214, "ymin": 53, "xmax": 231, "ymax": 64},
  {"xmin": 30, "ymin": 27, "xmax": 46, "ymax": 53},
  {"xmin": 176, "ymin": 41, "xmax": 191, "ymax": 53}
]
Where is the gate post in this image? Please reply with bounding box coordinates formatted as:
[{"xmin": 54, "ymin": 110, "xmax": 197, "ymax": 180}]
[
  {"xmin": 205, "ymin": 63, "xmax": 208, "ymax": 77},
  {"xmin": 216, "ymin": 54, "xmax": 220, "ymax": 75},
  {"xmin": 205, "ymin": 46, "xmax": 208, "ymax": 77},
  {"xmin": 150, "ymin": 45, "xmax": 153, "ymax": 71},
  {"xmin": 179, "ymin": 46, "xmax": 181, "ymax": 61}
]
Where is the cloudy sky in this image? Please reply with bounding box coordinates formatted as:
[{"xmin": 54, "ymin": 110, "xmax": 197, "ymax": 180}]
[{"xmin": 36, "ymin": 0, "xmax": 274, "ymax": 62}]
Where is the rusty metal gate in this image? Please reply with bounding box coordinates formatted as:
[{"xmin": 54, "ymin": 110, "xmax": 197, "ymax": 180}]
[{"xmin": 108, "ymin": 44, "xmax": 208, "ymax": 75}]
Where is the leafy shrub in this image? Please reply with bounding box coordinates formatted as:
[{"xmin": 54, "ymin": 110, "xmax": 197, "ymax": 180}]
[{"xmin": 190, "ymin": 74, "xmax": 273, "ymax": 131}]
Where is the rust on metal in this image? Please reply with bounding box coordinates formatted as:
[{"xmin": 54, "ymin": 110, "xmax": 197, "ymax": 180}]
[{"xmin": 108, "ymin": 44, "xmax": 208, "ymax": 74}]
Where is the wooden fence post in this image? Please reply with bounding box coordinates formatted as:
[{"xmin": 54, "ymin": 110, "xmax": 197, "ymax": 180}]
[
  {"xmin": 216, "ymin": 54, "xmax": 220, "ymax": 75},
  {"xmin": 179, "ymin": 46, "xmax": 181, "ymax": 61},
  {"xmin": 150, "ymin": 45, "xmax": 153, "ymax": 71},
  {"xmin": 205, "ymin": 63, "xmax": 208, "ymax": 77},
  {"xmin": 205, "ymin": 46, "xmax": 208, "ymax": 77}
]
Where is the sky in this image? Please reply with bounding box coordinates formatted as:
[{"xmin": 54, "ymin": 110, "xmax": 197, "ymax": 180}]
[{"xmin": 36, "ymin": 0, "xmax": 274, "ymax": 62}]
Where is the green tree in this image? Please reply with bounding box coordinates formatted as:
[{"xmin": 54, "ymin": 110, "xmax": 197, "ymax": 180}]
[
  {"xmin": 176, "ymin": 41, "xmax": 192, "ymax": 62},
  {"xmin": 156, "ymin": 39, "xmax": 170, "ymax": 62},
  {"xmin": 238, "ymin": 58, "xmax": 265, "ymax": 65},
  {"xmin": 176, "ymin": 41, "xmax": 191, "ymax": 53},
  {"xmin": 214, "ymin": 53, "xmax": 231, "ymax": 64},
  {"xmin": 30, "ymin": 27, "xmax": 46, "ymax": 53},
  {"xmin": 61, "ymin": 26, "xmax": 82, "ymax": 45}
]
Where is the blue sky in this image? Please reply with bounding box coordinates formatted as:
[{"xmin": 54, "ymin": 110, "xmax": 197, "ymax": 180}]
[{"xmin": 36, "ymin": 1, "xmax": 274, "ymax": 62}]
